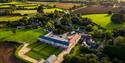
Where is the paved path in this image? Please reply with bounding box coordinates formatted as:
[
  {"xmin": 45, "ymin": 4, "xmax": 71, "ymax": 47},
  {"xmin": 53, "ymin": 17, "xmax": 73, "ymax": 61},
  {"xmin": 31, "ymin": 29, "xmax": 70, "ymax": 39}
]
[{"xmin": 18, "ymin": 43, "xmax": 38, "ymax": 63}]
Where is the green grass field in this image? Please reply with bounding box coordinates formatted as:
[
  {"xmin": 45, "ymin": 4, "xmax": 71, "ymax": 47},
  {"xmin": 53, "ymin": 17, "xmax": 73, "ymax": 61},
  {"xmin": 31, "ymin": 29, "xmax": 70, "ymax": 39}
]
[
  {"xmin": 0, "ymin": 5, "xmax": 10, "ymax": 8},
  {"xmin": 1, "ymin": 2, "xmax": 25, "ymax": 5},
  {"xmin": 14, "ymin": 8, "xmax": 63, "ymax": 14},
  {"xmin": 43, "ymin": 8, "xmax": 63, "ymax": 13},
  {"xmin": 82, "ymin": 14, "xmax": 125, "ymax": 30},
  {"xmin": 0, "ymin": 28, "xmax": 46, "ymax": 43},
  {"xmin": 71, "ymin": 46, "xmax": 80, "ymax": 56},
  {"xmin": 0, "ymin": 2, "xmax": 38, "ymax": 9},
  {"xmin": 0, "ymin": 16, "xmax": 22, "ymax": 22},
  {"xmin": 26, "ymin": 42, "xmax": 62, "ymax": 60},
  {"xmin": 14, "ymin": 10, "xmax": 37, "ymax": 15}
]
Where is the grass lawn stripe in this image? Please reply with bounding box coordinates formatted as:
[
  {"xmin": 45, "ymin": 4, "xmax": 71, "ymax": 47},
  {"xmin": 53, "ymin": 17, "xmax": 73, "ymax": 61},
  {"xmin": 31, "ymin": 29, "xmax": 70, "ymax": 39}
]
[
  {"xmin": 39, "ymin": 46, "xmax": 57, "ymax": 57},
  {"xmin": 32, "ymin": 44, "xmax": 48, "ymax": 52},
  {"xmin": 53, "ymin": 49, "xmax": 62, "ymax": 55},
  {"xmin": 28, "ymin": 42, "xmax": 41, "ymax": 48},
  {"xmin": 26, "ymin": 50, "xmax": 44, "ymax": 60}
]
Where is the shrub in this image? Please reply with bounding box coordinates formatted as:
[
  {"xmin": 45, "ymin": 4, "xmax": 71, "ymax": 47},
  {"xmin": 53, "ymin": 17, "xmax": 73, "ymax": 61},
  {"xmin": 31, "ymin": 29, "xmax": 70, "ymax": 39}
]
[
  {"xmin": 23, "ymin": 14, "xmax": 28, "ymax": 16},
  {"xmin": 13, "ymin": 13, "xmax": 22, "ymax": 16}
]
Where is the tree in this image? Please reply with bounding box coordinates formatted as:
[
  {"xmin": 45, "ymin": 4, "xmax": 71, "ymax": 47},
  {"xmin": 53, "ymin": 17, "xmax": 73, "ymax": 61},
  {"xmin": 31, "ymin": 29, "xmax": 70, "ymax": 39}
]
[
  {"xmin": 111, "ymin": 14, "xmax": 124, "ymax": 24},
  {"xmin": 100, "ymin": 57, "xmax": 111, "ymax": 63},
  {"xmin": 10, "ymin": 4, "xmax": 16, "ymax": 11},
  {"xmin": 4, "ymin": 9, "xmax": 13, "ymax": 15},
  {"xmin": 93, "ymin": 29, "xmax": 103, "ymax": 38},
  {"xmin": 86, "ymin": 24, "xmax": 93, "ymax": 31},
  {"xmin": 78, "ymin": 56, "xmax": 87, "ymax": 63},
  {"xmin": 45, "ymin": 20, "xmax": 55, "ymax": 31},
  {"xmin": 104, "ymin": 45, "xmax": 125, "ymax": 60},
  {"xmin": 104, "ymin": 30, "xmax": 113, "ymax": 39},
  {"xmin": 82, "ymin": 18, "xmax": 93, "ymax": 26},
  {"xmin": 113, "ymin": 27, "xmax": 125, "ymax": 37},
  {"xmin": 12, "ymin": 28, "xmax": 16, "ymax": 34},
  {"xmin": 37, "ymin": 5, "xmax": 44, "ymax": 13},
  {"xmin": 88, "ymin": 58, "xmax": 99, "ymax": 63},
  {"xmin": 107, "ymin": 11, "xmax": 112, "ymax": 15},
  {"xmin": 69, "ymin": 56, "xmax": 79, "ymax": 63},
  {"xmin": 92, "ymin": 25, "xmax": 98, "ymax": 31},
  {"xmin": 114, "ymin": 36, "xmax": 125, "ymax": 46},
  {"xmin": 71, "ymin": 16, "xmax": 81, "ymax": 25}
]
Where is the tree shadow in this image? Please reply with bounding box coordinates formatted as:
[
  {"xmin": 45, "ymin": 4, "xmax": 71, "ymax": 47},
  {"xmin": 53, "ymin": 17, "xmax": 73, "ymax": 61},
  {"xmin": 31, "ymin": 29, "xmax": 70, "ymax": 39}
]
[
  {"xmin": 105, "ymin": 22, "xmax": 123, "ymax": 30},
  {"xmin": 104, "ymin": 14, "xmax": 111, "ymax": 17}
]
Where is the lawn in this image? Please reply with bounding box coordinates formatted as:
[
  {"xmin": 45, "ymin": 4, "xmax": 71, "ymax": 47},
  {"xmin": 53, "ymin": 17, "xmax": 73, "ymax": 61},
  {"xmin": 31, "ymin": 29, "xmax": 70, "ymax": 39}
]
[
  {"xmin": 82, "ymin": 14, "xmax": 125, "ymax": 30},
  {"xmin": 0, "ymin": 28, "xmax": 46, "ymax": 43},
  {"xmin": 0, "ymin": 16, "xmax": 22, "ymax": 22},
  {"xmin": 26, "ymin": 42, "xmax": 62, "ymax": 60}
]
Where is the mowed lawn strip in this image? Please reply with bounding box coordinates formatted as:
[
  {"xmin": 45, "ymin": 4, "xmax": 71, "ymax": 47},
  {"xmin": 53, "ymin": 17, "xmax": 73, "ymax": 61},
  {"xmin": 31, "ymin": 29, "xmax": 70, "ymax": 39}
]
[
  {"xmin": 39, "ymin": 45, "xmax": 57, "ymax": 57},
  {"xmin": 53, "ymin": 49, "xmax": 62, "ymax": 55},
  {"xmin": 32, "ymin": 44, "xmax": 48, "ymax": 52},
  {"xmin": 82, "ymin": 14, "xmax": 125, "ymax": 30},
  {"xmin": 28, "ymin": 42, "xmax": 41, "ymax": 48},
  {"xmin": 26, "ymin": 50, "xmax": 45, "ymax": 60}
]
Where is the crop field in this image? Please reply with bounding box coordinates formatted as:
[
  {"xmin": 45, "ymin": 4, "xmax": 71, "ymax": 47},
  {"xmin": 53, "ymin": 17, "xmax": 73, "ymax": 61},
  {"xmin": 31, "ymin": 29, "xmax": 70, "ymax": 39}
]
[
  {"xmin": 0, "ymin": 43, "xmax": 22, "ymax": 63},
  {"xmin": 0, "ymin": 8, "xmax": 63, "ymax": 22},
  {"xmin": 26, "ymin": 42, "xmax": 62, "ymax": 60},
  {"xmin": 82, "ymin": 14, "xmax": 125, "ymax": 30},
  {"xmin": 13, "ymin": 8, "xmax": 63, "ymax": 14},
  {"xmin": 0, "ymin": 2, "xmax": 80, "ymax": 9},
  {"xmin": 14, "ymin": 10, "xmax": 37, "ymax": 15},
  {"xmin": 0, "ymin": 16, "xmax": 22, "ymax": 22},
  {"xmin": 0, "ymin": 5, "xmax": 10, "ymax": 8},
  {"xmin": 43, "ymin": 8, "xmax": 63, "ymax": 13},
  {"xmin": 27, "ymin": 2, "xmax": 80, "ymax": 9},
  {"xmin": 55, "ymin": 3, "xmax": 80, "ymax": 9},
  {"xmin": 0, "ymin": 2, "xmax": 39, "ymax": 9},
  {"xmin": 0, "ymin": 2, "xmax": 25, "ymax": 5},
  {"xmin": 0, "ymin": 28, "xmax": 46, "ymax": 43}
]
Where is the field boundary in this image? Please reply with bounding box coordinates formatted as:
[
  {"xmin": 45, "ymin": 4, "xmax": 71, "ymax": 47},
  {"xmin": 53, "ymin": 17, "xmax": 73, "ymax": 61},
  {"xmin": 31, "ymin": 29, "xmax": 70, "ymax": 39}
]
[
  {"xmin": 15, "ymin": 43, "xmax": 39, "ymax": 63},
  {"xmin": 15, "ymin": 44, "xmax": 31, "ymax": 63}
]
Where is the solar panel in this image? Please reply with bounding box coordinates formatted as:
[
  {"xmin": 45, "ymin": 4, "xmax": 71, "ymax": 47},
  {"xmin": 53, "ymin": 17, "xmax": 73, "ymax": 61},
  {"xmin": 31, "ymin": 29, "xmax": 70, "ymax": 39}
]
[{"xmin": 39, "ymin": 36, "xmax": 69, "ymax": 46}]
